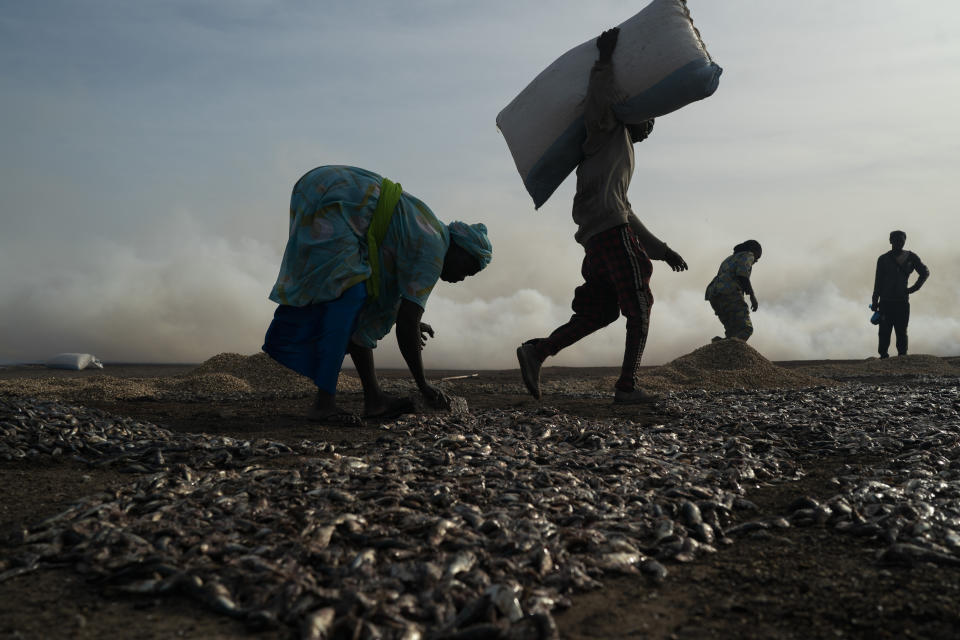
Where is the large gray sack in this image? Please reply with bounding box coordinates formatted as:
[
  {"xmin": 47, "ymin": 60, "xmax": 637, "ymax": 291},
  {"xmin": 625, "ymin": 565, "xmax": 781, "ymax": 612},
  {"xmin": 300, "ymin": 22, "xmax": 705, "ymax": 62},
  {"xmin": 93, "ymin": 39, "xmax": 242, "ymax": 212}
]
[{"xmin": 497, "ymin": 0, "xmax": 721, "ymax": 208}]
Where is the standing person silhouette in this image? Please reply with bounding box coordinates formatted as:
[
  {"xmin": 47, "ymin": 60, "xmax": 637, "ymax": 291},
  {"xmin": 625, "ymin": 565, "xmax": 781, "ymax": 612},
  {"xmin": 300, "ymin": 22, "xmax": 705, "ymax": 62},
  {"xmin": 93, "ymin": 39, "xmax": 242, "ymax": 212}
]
[
  {"xmin": 871, "ymin": 230, "xmax": 929, "ymax": 358},
  {"xmin": 516, "ymin": 27, "xmax": 688, "ymax": 404}
]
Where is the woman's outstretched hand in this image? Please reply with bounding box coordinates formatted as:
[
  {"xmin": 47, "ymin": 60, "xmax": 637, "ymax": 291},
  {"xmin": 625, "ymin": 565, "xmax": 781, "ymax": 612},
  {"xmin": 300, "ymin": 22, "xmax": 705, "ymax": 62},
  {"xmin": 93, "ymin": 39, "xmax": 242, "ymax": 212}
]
[
  {"xmin": 420, "ymin": 383, "xmax": 452, "ymax": 410},
  {"xmin": 418, "ymin": 322, "xmax": 434, "ymax": 348}
]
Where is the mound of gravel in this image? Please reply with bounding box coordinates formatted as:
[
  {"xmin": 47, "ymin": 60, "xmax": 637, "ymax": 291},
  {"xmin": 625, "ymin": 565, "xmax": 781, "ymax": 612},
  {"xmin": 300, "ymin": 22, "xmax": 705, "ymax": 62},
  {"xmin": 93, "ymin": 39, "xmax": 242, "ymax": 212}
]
[
  {"xmin": 0, "ymin": 353, "xmax": 362, "ymax": 401},
  {"xmin": 0, "ymin": 377, "xmax": 163, "ymax": 402},
  {"xmin": 2, "ymin": 347, "xmax": 955, "ymax": 403},
  {"xmin": 185, "ymin": 352, "xmax": 351, "ymax": 394},
  {"xmin": 639, "ymin": 339, "xmax": 828, "ymax": 391},
  {"xmin": 444, "ymin": 340, "xmax": 832, "ymax": 396}
]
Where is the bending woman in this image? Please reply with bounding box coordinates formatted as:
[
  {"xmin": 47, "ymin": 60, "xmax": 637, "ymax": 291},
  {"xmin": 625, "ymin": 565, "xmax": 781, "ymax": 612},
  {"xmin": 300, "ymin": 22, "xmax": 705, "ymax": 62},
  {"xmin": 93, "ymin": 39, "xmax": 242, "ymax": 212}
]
[{"xmin": 263, "ymin": 165, "xmax": 492, "ymax": 423}]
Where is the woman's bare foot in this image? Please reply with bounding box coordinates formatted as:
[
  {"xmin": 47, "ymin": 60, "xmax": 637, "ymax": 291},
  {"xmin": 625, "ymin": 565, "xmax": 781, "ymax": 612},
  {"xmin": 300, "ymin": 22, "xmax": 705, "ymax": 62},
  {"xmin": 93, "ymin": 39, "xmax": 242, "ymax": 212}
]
[
  {"xmin": 363, "ymin": 392, "xmax": 416, "ymax": 419},
  {"xmin": 307, "ymin": 391, "xmax": 362, "ymax": 425}
]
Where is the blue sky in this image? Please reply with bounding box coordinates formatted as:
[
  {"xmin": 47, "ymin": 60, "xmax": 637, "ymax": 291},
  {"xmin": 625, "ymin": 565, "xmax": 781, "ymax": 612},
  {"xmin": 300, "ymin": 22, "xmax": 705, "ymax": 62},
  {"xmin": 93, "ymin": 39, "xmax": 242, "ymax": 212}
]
[{"xmin": 2, "ymin": 1, "xmax": 958, "ymax": 367}]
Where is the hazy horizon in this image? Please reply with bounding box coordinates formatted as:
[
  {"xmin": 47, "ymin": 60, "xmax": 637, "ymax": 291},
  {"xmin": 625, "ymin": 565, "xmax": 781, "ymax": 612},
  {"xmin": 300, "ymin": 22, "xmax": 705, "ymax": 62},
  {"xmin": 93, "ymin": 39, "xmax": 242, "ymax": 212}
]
[{"xmin": 2, "ymin": 1, "xmax": 958, "ymax": 369}]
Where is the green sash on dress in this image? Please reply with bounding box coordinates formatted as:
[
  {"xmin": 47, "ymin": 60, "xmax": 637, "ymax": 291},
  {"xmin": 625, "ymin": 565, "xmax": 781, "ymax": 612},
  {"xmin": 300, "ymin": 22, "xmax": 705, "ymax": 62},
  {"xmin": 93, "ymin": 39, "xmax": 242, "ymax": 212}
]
[{"xmin": 365, "ymin": 178, "xmax": 402, "ymax": 298}]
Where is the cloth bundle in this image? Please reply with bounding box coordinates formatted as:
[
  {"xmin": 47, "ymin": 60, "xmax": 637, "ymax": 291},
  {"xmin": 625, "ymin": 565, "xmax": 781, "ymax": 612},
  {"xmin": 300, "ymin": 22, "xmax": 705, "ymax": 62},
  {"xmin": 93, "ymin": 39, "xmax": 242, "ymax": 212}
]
[
  {"xmin": 497, "ymin": 0, "xmax": 722, "ymax": 208},
  {"xmin": 45, "ymin": 353, "xmax": 103, "ymax": 370}
]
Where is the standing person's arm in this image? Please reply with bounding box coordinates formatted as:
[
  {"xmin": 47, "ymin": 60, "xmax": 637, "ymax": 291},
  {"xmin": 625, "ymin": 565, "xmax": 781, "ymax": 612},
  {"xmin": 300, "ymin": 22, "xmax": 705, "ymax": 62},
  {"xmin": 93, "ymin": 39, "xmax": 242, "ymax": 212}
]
[
  {"xmin": 908, "ymin": 254, "xmax": 930, "ymax": 294},
  {"xmin": 396, "ymin": 299, "xmax": 450, "ymax": 408},
  {"xmin": 872, "ymin": 257, "xmax": 882, "ymax": 310}
]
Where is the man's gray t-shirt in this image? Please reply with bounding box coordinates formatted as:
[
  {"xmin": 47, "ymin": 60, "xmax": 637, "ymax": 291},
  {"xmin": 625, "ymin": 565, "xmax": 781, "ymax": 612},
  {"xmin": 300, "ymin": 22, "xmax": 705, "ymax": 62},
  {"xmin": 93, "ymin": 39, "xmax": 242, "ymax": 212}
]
[{"xmin": 572, "ymin": 61, "xmax": 666, "ymax": 258}]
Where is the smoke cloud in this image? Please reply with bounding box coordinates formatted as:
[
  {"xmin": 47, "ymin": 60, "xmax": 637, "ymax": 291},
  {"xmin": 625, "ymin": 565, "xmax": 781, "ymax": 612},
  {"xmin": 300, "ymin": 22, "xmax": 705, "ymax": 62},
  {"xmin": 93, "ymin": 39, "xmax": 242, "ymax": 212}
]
[
  {"xmin": 2, "ymin": 1, "xmax": 959, "ymax": 369},
  {"xmin": 2, "ymin": 204, "xmax": 957, "ymax": 368}
]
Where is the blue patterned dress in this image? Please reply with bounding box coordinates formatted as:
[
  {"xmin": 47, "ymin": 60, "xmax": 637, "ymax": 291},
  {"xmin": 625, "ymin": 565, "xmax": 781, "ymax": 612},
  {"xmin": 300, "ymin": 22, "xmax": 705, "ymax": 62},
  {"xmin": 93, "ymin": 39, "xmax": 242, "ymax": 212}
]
[{"xmin": 269, "ymin": 165, "xmax": 450, "ymax": 348}]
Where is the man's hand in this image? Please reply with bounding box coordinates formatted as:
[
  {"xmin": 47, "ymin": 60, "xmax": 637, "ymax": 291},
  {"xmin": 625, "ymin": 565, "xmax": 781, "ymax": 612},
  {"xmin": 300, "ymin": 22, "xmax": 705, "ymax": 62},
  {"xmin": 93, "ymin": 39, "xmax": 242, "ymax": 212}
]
[
  {"xmin": 907, "ymin": 285, "xmax": 920, "ymax": 295},
  {"xmin": 750, "ymin": 294, "xmax": 759, "ymax": 312},
  {"xmin": 420, "ymin": 383, "xmax": 452, "ymax": 410},
  {"xmin": 597, "ymin": 28, "xmax": 620, "ymax": 62},
  {"xmin": 418, "ymin": 322, "xmax": 434, "ymax": 348},
  {"xmin": 664, "ymin": 246, "xmax": 688, "ymax": 272},
  {"xmin": 871, "ymin": 301, "xmax": 879, "ymax": 312},
  {"xmin": 628, "ymin": 119, "xmax": 655, "ymax": 143}
]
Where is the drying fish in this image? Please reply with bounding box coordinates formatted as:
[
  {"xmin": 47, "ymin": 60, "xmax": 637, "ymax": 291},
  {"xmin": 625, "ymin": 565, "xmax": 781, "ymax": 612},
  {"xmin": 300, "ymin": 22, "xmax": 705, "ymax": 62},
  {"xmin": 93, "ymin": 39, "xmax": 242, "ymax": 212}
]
[{"xmin": 4, "ymin": 365, "xmax": 960, "ymax": 638}]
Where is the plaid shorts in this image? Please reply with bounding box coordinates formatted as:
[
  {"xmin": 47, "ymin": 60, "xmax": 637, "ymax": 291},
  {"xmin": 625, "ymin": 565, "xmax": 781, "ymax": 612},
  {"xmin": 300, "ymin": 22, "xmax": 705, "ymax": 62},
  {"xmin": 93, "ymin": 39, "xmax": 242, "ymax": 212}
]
[
  {"xmin": 537, "ymin": 224, "xmax": 653, "ymax": 391},
  {"xmin": 581, "ymin": 223, "xmax": 654, "ymax": 313}
]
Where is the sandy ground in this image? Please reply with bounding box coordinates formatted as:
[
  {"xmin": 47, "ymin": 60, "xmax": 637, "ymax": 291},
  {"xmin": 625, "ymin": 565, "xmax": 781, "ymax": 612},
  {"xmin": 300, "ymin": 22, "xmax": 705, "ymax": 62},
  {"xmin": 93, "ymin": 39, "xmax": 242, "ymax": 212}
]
[{"xmin": 2, "ymin": 354, "xmax": 960, "ymax": 639}]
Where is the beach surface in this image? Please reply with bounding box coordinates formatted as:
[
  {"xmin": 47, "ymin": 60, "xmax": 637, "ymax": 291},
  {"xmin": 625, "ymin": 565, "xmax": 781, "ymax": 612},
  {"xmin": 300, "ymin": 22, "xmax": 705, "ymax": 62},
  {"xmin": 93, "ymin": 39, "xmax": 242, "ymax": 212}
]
[{"xmin": 2, "ymin": 344, "xmax": 960, "ymax": 639}]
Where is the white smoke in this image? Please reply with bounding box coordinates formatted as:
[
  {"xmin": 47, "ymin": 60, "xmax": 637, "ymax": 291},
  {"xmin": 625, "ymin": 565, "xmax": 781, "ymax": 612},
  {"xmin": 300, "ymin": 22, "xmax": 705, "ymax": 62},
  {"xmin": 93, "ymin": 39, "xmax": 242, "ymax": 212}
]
[
  {"xmin": 0, "ymin": 210, "xmax": 279, "ymax": 364},
  {"xmin": 2, "ymin": 205, "xmax": 957, "ymax": 369}
]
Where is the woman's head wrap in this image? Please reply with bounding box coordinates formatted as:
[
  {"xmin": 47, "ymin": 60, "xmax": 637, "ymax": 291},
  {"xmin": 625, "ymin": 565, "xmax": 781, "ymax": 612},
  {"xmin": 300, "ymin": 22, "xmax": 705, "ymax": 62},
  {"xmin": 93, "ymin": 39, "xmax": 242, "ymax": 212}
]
[
  {"xmin": 733, "ymin": 240, "xmax": 762, "ymax": 259},
  {"xmin": 449, "ymin": 222, "xmax": 493, "ymax": 270}
]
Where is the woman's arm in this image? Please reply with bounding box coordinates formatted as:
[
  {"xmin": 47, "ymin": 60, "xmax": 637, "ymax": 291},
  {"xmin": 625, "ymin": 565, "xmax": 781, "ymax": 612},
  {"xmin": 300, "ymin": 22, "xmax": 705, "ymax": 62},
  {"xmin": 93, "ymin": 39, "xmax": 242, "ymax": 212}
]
[{"xmin": 396, "ymin": 299, "xmax": 450, "ymax": 408}]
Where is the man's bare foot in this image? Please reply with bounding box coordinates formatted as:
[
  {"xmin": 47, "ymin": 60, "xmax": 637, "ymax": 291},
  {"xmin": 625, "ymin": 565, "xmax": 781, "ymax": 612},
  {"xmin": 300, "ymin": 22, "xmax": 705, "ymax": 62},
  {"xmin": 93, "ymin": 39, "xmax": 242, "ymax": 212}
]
[{"xmin": 613, "ymin": 388, "xmax": 661, "ymax": 405}]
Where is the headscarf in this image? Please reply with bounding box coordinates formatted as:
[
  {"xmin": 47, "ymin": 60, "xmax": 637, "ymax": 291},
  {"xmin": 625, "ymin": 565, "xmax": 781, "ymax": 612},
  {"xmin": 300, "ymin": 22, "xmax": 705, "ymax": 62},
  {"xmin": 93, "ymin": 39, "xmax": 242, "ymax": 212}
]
[
  {"xmin": 733, "ymin": 239, "xmax": 762, "ymax": 259},
  {"xmin": 448, "ymin": 221, "xmax": 493, "ymax": 270}
]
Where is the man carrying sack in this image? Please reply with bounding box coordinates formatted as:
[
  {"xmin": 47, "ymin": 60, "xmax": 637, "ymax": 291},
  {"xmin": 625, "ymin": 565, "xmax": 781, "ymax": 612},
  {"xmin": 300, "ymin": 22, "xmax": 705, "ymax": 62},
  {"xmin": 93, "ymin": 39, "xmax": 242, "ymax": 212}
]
[{"xmin": 516, "ymin": 29, "xmax": 688, "ymax": 405}]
